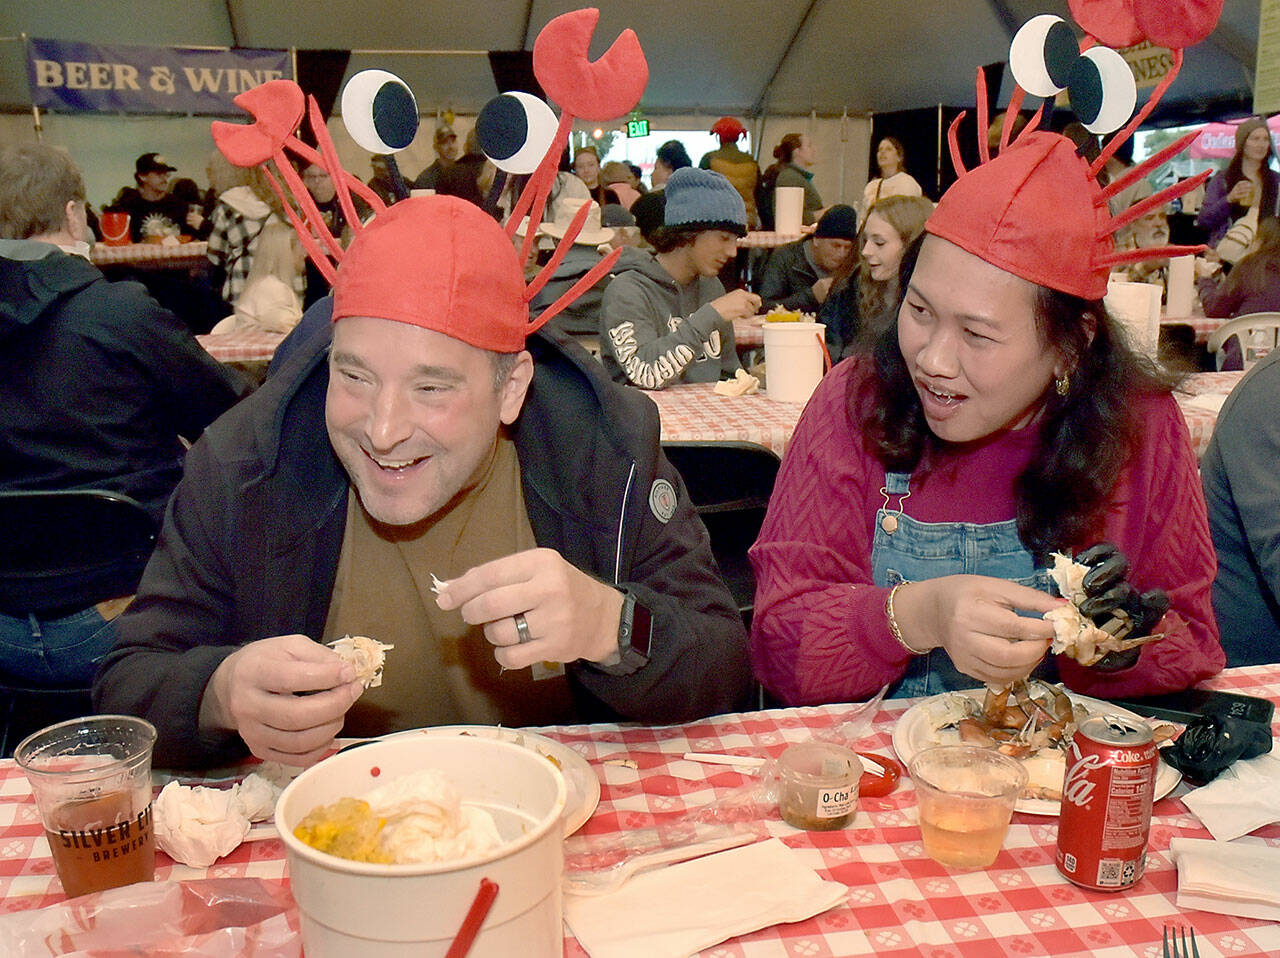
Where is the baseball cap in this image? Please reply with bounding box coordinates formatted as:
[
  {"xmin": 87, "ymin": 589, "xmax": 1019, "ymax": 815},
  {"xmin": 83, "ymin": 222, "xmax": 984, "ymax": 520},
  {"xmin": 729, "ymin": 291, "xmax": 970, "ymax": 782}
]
[{"xmin": 135, "ymin": 153, "xmax": 176, "ymax": 175}]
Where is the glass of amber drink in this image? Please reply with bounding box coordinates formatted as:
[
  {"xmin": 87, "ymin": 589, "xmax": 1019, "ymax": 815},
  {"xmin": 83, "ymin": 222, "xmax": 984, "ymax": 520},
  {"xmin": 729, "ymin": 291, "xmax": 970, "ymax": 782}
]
[
  {"xmin": 910, "ymin": 745, "xmax": 1026, "ymax": 869},
  {"xmin": 15, "ymin": 716, "xmax": 157, "ymax": 898}
]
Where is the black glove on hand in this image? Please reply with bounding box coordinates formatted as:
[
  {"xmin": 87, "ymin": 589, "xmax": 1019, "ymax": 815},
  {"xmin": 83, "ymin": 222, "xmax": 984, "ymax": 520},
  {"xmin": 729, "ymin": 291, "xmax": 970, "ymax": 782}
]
[
  {"xmin": 1075, "ymin": 542, "xmax": 1171, "ymax": 642},
  {"xmin": 1162, "ymin": 714, "xmax": 1272, "ymax": 785}
]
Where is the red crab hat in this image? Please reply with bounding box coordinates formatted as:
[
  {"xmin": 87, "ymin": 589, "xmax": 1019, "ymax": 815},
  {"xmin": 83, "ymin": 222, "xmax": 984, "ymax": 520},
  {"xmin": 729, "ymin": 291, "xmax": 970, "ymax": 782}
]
[
  {"xmin": 926, "ymin": 0, "xmax": 1224, "ymax": 301},
  {"xmin": 210, "ymin": 8, "xmax": 647, "ymax": 350},
  {"xmin": 333, "ymin": 197, "xmax": 528, "ymax": 352}
]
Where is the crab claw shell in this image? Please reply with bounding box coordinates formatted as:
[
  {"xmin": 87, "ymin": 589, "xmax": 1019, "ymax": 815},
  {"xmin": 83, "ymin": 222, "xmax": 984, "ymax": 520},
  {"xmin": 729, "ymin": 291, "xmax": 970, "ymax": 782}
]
[
  {"xmin": 1133, "ymin": 0, "xmax": 1224, "ymax": 49},
  {"xmin": 211, "ymin": 80, "xmax": 306, "ymax": 167},
  {"xmin": 1069, "ymin": 0, "xmax": 1224, "ymax": 50},
  {"xmin": 532, "ymin": 8, "xmax": 648, "ymax": 121}
]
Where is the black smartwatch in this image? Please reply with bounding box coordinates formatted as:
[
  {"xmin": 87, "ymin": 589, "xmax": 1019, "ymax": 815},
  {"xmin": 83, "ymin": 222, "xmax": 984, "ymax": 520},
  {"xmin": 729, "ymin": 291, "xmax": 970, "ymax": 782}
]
[{"xmin": 594, "ymin": 589, "xmax": 652, "ymax": 675}]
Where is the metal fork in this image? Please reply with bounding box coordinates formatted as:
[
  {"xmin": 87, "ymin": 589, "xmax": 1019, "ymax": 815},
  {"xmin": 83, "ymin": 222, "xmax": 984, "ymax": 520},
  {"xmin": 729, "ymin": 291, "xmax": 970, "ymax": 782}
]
[{"xmin": 1163, "ymin": 923, "xmax": 1201, "ymax": 958}]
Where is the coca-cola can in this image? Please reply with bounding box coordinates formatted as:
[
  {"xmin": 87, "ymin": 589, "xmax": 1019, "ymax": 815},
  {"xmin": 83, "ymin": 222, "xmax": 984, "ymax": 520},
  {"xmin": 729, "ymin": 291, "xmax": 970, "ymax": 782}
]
[{"xmin": 1055, "ymin": 714, "xmax": 1157, "ymax": 890}]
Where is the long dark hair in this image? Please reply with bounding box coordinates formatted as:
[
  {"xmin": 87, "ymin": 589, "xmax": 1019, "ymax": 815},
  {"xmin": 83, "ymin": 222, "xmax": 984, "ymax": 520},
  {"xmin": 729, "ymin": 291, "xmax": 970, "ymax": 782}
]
[
  {"xmin": 855, "ymin": 241, "xmax": 1180, "ymax": 560},
  {"xmin": 1223, "ymin": 120, "xmax": 1278, "ymax": 218}
]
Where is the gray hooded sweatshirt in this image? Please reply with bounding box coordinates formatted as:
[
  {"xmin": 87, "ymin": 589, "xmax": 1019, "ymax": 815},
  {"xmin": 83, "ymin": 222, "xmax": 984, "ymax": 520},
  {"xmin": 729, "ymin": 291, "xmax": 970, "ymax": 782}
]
[{"xmin": 600, "ymin": 247, "xmax": 741, "ymax": 389}]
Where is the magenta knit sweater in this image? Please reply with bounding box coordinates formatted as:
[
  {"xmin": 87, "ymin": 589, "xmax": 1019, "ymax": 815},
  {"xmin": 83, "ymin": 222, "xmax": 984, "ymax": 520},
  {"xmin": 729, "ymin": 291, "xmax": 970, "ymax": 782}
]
[{"xmin": 748, "ymin": 357, "xmax": 1224, "ymax": 705}]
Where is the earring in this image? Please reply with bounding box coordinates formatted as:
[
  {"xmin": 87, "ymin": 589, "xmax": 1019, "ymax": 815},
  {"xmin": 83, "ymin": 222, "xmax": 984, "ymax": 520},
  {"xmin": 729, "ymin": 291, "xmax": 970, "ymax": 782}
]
[{"xmin": 1055, "ymin": 372, "xmax": 1071, "ymax": 396}]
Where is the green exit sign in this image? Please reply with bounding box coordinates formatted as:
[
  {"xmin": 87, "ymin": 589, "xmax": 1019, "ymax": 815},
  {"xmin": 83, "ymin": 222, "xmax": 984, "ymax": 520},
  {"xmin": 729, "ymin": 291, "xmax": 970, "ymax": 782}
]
[{"xmin": 627, "ymin": 118, "xmax": 649, "ymax": 138}]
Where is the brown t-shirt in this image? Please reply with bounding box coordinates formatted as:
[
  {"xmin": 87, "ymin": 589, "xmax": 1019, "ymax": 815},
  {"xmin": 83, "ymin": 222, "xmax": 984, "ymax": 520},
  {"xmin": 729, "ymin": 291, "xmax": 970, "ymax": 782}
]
[{"xmin": 323, "ymin": 434, "xmax": 575, "ymax": 735}]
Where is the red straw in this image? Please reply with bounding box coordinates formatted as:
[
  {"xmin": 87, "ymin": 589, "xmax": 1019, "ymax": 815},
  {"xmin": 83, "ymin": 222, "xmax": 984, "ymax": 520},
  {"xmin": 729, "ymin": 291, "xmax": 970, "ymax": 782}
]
[
  {"xmin": 444, "ymin": 878, "xmax": 500, "ymax": 958},
  {"xmin": 816, "ymin": 331, "xmax": 833, "ymax": 372}
]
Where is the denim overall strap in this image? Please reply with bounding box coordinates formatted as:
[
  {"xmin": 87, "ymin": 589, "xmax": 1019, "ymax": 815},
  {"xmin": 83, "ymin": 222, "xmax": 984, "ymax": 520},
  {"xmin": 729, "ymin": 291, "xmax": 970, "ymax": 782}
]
[{"xmin": 870, "ymin": 471, "xmax": 1054, "ymax": 698}]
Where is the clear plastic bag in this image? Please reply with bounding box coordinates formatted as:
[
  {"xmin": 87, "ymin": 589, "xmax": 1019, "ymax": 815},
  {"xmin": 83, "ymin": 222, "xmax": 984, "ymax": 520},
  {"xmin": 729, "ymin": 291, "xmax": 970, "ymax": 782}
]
[
  {"xmin": 0, "ymin": 878, "xmax": 300, "ymax": 957},
  {"xmin": 563, "ymin": 686, "xmax": 889, "ymax": 893}
]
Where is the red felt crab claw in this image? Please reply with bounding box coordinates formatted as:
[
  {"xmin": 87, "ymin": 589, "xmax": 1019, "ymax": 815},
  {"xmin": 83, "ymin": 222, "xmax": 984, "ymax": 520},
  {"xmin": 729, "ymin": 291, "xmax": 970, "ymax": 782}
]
[
  {"xmin": 210, "ymin": 80, "xmax": 306, "ymax": 168},
  {"xmin": 1068, "ymin": 0, "xmax": 1224, "ymax": 50},
  {"xmin": 532, "ymin": 8, "xmax": 648, "ymax": 121}
]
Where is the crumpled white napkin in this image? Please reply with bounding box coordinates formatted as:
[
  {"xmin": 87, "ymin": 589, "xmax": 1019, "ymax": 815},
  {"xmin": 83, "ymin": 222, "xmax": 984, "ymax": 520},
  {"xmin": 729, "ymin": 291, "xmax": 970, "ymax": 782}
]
[
  {"xmin": 1181, "ymin": 752, "xmax": 1280, "ymax": 841},
  {"xmin": 153, "ymin": 771, "xmax": 283, "ymax": 867},
  {"xmin": 563, "ymin": 838, "xmax": 847, "ymax": 958},
  {"xmin": 1169, "ymin": 837, "xmax": 1280, "ymax": 922}
]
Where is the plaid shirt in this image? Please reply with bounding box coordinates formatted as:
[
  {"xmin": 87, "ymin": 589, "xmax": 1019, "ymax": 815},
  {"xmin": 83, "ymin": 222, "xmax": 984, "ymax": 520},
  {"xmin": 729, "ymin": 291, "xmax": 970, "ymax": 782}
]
[{"xmin": 206, "ymin": 202, "xmax": 276, "ymax": 303}]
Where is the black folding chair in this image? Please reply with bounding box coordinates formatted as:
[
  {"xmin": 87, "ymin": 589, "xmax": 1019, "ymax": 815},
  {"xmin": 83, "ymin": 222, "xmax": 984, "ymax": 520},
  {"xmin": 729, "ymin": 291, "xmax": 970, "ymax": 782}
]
[
  {"xmin": 661, "ymin": 442, "xmax": 782, "ymax": 629},
  {"xmin": 0, "ymin": 490, "xmax": 157, "ymax": 756}
]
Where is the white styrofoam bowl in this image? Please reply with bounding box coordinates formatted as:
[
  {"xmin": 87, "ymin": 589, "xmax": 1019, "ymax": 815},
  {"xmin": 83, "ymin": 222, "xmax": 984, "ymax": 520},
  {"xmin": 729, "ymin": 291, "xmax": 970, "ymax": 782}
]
[{"xmin": 276, "ymin": 734, "xmax": 567, "ymax": 957}]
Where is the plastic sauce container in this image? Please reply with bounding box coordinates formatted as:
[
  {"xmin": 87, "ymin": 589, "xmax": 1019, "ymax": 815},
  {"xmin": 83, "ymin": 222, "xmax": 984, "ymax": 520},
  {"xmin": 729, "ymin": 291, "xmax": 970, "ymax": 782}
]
[{"xmin": 777, "ymin": 743, "xmax": 862, "ymax": 831}]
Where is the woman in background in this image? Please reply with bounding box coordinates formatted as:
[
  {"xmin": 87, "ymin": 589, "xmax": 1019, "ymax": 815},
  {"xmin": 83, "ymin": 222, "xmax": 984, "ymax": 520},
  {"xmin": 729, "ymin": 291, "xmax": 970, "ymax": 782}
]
[
  {"xmin": 209, "ymin": 222, "xmax": 303, "ymax": 335},
  {"xmin": 821, "ymin": 195, "xmax": 932, "ymax": 360},
  {"xmin": 1196, "ymin": 117, "xmax": 1279, "ymax": 246},
  {"xmin": 1198, "ymin": 214, "xmax": 1280, "ymax": 318},
  {"xmin": 860, "ymin": 137, "xmax": 923, "ymax": 223},
  {"xmin": 205, "ymin": 153, "xmax": 281, "ymax": 308},
  {"xmin": 762, "ymin": 133, "xmax": 823, "ymax": 227},
  {"xmin": 572, "ymin": 146, "xmax": 620, "ymax": 208}
]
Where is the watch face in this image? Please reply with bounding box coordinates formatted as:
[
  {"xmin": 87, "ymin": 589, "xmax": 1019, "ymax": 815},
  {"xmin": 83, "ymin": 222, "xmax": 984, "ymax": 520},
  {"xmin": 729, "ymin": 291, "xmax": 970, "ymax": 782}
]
[{"xmin": 630, "ymin": 599, "xmax": 653, "ymax": 658}]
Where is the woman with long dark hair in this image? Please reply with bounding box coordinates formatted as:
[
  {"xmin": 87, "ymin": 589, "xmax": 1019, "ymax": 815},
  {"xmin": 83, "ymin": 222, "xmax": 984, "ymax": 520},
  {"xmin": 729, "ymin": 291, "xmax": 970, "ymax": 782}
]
[
  {"xmin": 749, "ymin": 125, "xmax": 1223, "ymax": 706},
  {"xmin": 1196, "ymin": 116, "xmax": 1279, "ymax": 246},
  {"xmin": 820, "ymin": 195, "xmax": 932, "ymax": 359},
  {"xmin": 1198, "ymin": 214, "xmax": 1280, "ymax": 317}
]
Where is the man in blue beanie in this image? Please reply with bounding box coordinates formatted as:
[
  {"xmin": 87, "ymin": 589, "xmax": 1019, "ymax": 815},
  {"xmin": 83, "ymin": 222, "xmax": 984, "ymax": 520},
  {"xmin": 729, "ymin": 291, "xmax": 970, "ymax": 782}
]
[
  {"xmin": 600, "ymin": 167, "xmax": 761, "ymax": 389},
  {"xmin": 757, "ymin": 204, "xmax": 858, "ymax": 312}
]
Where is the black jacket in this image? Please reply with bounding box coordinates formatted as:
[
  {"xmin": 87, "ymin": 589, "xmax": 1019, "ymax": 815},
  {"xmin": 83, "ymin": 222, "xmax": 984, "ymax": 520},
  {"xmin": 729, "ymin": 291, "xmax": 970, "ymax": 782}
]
[
  {"xmin": 94, "ymin": 315, "xmax": 751, "ymax": 768},
  {"xmin": 758, "ymin": 239, "xmax": 822, "ymax": 313},
  {"xmin": 0, "ymin": 240, "xmax": 247, "ymax": 532}
]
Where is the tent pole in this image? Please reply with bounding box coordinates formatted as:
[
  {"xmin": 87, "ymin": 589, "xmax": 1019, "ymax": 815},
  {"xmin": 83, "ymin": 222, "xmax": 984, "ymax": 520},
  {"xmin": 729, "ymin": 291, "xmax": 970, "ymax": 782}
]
[{"xmin": 31, "ymin": 104, "xmax": 42, "ymax": 143}]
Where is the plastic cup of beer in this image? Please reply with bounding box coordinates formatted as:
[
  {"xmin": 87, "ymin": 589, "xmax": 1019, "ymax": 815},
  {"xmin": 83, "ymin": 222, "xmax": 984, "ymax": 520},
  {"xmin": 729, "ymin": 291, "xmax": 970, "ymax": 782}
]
[
  {"xmin": 15, "ymin": 715, "xmax": 157, "ymax": 898},
  {"xmin": 909, "ymin": 745, "xmax": 1026, "ymax": 869}
]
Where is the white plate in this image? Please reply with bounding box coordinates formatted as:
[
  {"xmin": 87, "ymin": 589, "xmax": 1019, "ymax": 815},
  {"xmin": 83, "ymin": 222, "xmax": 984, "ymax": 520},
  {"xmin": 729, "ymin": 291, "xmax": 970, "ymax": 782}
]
[
  {"xmin": 892, "ymin": 689, "xmax": 1181, "ymax": 816},
  {"xmin": 383, "ymin": 726, "xmax": 600, "ymax": 837}
]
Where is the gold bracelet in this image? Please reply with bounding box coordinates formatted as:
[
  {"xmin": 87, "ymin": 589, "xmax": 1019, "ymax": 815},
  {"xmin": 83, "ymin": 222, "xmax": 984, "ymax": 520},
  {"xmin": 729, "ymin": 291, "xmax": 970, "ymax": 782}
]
[{"xmin": 885, "ymin": 581, "xmax": 927, "ymax": 656}]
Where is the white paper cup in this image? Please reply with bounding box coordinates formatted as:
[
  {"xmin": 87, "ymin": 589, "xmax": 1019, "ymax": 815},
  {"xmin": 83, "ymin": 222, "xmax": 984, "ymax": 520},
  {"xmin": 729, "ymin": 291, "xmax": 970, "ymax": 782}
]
[
  {"xmin": 277, "ymin": 735, "xmax": 567, "ymax": 957},
  {"xmin": 1104, "ymin": 279, "xmax": 1161, "ymax": 359},
  {"xmin": 1166, "ymin": 255, "xmax": 1195, "ymax": 317},
  {"xmin": 764, "ymin": 321, "xmax": 826, "ymax": 404},
  {"xmin": 774, "ymin": 186, "xmax": 805, "ymax": 235}
]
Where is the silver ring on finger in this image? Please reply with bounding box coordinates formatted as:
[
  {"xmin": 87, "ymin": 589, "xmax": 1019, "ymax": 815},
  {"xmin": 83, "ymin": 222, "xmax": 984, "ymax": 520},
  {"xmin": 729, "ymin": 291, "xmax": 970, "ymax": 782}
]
[{"xmin": 513, "ymin": 612, "xmax": 532, "ymax": 644}]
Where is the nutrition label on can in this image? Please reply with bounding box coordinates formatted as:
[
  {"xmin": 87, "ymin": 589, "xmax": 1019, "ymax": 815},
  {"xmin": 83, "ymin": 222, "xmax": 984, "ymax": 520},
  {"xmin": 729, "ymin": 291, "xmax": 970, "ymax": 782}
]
[{"xmin": 1102, "ymin": 765, "xmax": 1155, "ymax": 851}]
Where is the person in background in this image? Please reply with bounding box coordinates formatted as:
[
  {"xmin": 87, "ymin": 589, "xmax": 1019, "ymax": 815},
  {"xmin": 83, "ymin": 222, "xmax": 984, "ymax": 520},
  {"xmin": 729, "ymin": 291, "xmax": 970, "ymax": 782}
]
[
  {"xmin": 751, "ymin": 119, "xmax": 1220, "ymax": 705},
  {"xmin": 601, "ymin": 162, "xmax": 641, "ymax": 210},
  {"xmin": 168, "ymin": 177, "xmax": 212, "ymax": 240},
  {"xmin": 631, "ymin": 140, "xmax": 691, "ymax": 243},
  {"xmin": 601, "ymin": 168, "xmax": 757, "ymax": 389},
  {"xmin": 526, "ymin": 198, "xmax": 616, "ymax": 342},
  {"xmin": 626, "ymin": 162, "xmax": 646, "ymax": 192},
  {"xmin": 860, "ymin": 137, "xmax": 923, "ymax": 223},
  {"xmin": 1197, "ymin": 214, "xmax": 1280, "ymax": 319},
  {"xmin": 1100, "ymin": 137, "xmax": 1153, "ymax": 216},
  {"xmin": 209, "ymin": 222, "xmax": 304, "ymax": 335},
  {"xmin": 821, "ymin": 195, "xmax": 932, "ymax": 360},
  {"xmin": 761, "ymin": 133, "xmax": 824, "ymax": 228},
  {"xmin": 300, "ymin": 161, "xmax": 371, "ymax": 308},
  {"xmin": 107, "ymin": 153, "xmax": 193, "ymax": 242},
  {"xmin": 367, "ymin": 154, "xmax": 398, "ymax": 205},
  {"xmin": 205, "ymin": 154, "xmax": 282, "ymax": 308},
  {"xmin": 699, "ymin": 117, "xmax": 762, "ymax": 229},
  {"xmin": 411, "ymin": 124, "xmax": 461, "ymax": 192},
  {"xmin": 758, "ymin": 204, "xmax": 858, "ymax": 312},
  {"xmin": 1201, "ymin": 348, "xmax": 1280, "ymax": 665},
  {"xmin": 1196, "ymin": 116, "xmax": 1279, "ymax": 247},
  {"xmin": 572, "ymin": 146, "xmax": 620, "ymax": 208},
  {"xmin": 94, "ymin": 190, "xmax": 751, "ymax": 769},
  {"xmin": 0, "ymin": 144, "xmax": 248, "ymax": 686}
]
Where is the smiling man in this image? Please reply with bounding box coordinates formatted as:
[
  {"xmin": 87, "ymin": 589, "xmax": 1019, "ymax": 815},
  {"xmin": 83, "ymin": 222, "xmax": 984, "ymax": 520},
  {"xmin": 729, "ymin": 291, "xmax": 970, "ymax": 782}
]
[
  {"xmin": 601, "ymin": 167, "xmax": 760, "ymax": 389},
  {"xmin": 94, "ymin": 194, "xmax": 752, "ymax": 769}
]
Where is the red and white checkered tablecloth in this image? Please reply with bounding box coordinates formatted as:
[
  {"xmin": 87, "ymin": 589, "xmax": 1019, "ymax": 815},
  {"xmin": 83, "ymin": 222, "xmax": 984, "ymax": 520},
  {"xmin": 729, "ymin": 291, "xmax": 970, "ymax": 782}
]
[
  {"xmin": 196, "ymin": 330, "xmax": 288, "ymax": 363},
  {"xmin": 2, "ymin": 666, "xmax": 1277, "ymax": 955},
  {"xmin": 648, "ymin": 374, "xmax": 1240, "ymax": 461},
  {"xmin": 649, "ymin": 382, "xmax": 805, "ymax": 457},
  {"xmin": 90, "ymin": 241, "xmax": 208, "ymax": 269}
]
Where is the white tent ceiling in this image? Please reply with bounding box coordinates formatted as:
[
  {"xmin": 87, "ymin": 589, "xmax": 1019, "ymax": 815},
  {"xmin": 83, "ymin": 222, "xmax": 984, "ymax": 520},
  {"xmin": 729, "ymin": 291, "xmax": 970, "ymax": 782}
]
[{"xmin": 0, "ymin": 0, "xmax": 1264, "ymax": 121}]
